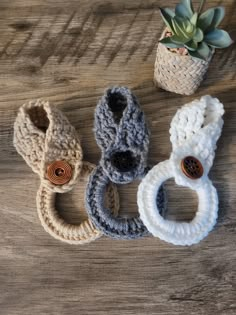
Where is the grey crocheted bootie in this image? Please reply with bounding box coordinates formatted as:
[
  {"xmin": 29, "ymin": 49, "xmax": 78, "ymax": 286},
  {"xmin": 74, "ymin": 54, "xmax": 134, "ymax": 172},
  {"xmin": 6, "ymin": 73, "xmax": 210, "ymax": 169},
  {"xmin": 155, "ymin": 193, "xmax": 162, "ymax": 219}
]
[{"xmin": 94, "ymin": 86, "xmax": 150, "ymax": 184}]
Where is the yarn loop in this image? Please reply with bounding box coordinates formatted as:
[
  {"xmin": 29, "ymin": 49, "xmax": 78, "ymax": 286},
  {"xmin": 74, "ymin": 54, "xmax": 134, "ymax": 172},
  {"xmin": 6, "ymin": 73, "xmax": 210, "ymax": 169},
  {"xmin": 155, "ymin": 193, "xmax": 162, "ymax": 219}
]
[
  {"xmin": 86, "ymin": 87, "xmax": 166, "ymax": 239},
  {"xmin": 13, "ymin": 100, "xmax": 120, "ymax": 244},
  {"xmin": 138, "ymin": 96, "xmax": 224, "ymax": 246}
]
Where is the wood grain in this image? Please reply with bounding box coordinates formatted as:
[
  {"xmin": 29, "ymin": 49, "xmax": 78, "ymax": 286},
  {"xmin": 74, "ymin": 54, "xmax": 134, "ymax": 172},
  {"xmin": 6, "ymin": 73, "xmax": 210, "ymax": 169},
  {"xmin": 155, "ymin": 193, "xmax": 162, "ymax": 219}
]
[{"xmin": 0, "ymin": 1, "xmax": 236, "ymax": 314}]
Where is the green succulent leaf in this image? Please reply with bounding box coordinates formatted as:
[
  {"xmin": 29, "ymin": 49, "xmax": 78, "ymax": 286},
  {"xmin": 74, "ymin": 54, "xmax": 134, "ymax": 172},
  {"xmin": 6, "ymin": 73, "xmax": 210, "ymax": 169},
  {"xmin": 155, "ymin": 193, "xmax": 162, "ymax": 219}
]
[
  {"xmin": 164, "ymin": 8, "xmax": 175, "ymax": 18},
  {"xmin": 196, "ymin": 42, "xmax": 211, "ymax": 60},
  {"xmin": 180, "ymin": 0, "xmax": 194, "ymax": 16},
  {"xmin": 193, "ymin": 28, "xmax": 204, "ymax": 42},
  {"xmin": 172, "ymin": 16, "xmax": 193, "ymax": 39},
  {"xmin": 159, "ymin": 37, "xmax": 184, "ymax": 48},
  {"xmin": 188, "ymin": 49, "xmax": 206, "ymax": 60},
  {"xmin": 198, "ymin": 0, "xmax": 206, "ymax": 14},
  {"xmin": 172, "ymin": 16, "xmax": 186, "ymax": 37},
  {"xmin": 204, "ymin": 29, "xmax": 233, "ymax": 48},
  {"xmin": 190, "ymin": 12, "xmax": 198, "ymax": 26},
  {"xmin": 171, "ymin": 35, "xmax": 189, "ymax": 44},
  {"xmin": 159, "ymin": 8, "xmax": 175, "ymax": 32},
  {"xmin": 198, "ymin": 8, "xmax": 215, "ymax": 31},
  {"xmin": 210, "ymin": 7, "xmax": 225, "ymax": 29},
  {"xmin": 184, "ymin": 39, "xmax": 198, "ymax": 51},
  {"xmin": 186, "ymin": 22, "xmax": 194, "ymax": 33},
  {"xmin": 198, "ymin": 7, "xmax": 225, "ymax": 32},
  {"xmin": 175, "ymin": 3, "xmax": 192, "ymax": 19}
]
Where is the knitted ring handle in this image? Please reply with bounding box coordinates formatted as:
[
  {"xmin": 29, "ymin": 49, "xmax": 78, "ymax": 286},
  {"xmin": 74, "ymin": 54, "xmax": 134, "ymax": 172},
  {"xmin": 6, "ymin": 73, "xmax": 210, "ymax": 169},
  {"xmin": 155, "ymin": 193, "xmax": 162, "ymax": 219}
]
[
  {"xmin": 138, "ymin": 160, "xmax": 218, "ymax": 246},
  {"xmin": 86, "ymin": 165, "xmax": 166, "ymax": 240},
  {"xmin": 37, "ymin": 162, "xmax": 120, "ymax": 244}
]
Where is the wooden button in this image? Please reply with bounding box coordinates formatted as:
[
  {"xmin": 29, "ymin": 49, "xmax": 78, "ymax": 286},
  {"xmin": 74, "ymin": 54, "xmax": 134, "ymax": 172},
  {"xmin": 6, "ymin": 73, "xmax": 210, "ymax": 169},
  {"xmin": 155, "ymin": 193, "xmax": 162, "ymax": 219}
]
[
  {"xmin": 46, "ymin": 161, "xmax": 72, "ymax": 185},
  {"xmin": 181, "ymin": 156, "xmax": 203, "ymax": 179}
]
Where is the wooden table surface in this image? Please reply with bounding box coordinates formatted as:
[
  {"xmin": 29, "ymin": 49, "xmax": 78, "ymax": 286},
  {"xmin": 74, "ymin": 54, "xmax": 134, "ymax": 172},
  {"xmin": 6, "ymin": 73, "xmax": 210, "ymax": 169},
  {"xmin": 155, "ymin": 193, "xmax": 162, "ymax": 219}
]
[{"xmin": 0, "ymin": 1, "xmax": 235, "ymax": 314}]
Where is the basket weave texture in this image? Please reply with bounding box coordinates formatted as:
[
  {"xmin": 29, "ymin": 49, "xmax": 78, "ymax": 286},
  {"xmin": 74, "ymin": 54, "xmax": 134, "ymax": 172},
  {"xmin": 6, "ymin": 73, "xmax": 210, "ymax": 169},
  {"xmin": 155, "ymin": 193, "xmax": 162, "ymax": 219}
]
[{"xmin": 154, "ymin": 35, "xmax": 214, "ymax": 95}]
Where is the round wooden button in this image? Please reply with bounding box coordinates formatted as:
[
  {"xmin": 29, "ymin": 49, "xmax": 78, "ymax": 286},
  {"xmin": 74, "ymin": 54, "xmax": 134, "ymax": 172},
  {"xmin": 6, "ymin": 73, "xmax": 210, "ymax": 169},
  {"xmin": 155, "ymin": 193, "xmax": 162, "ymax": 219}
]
[
  {"xmin": 46, "ymin": 161, "xmax": 72, "ymax": 185},
  {"xmin": 181, "ymin": 156, "xmax": 203, "ymax": 179}
]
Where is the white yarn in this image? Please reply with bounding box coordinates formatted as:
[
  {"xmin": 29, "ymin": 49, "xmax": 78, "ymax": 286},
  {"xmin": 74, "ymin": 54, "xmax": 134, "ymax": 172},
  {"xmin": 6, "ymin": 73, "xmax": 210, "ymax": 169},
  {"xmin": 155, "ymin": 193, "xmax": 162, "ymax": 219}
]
[{"xmin": 138, "ymin": 96, "xmax": 224, "ymax": 246}]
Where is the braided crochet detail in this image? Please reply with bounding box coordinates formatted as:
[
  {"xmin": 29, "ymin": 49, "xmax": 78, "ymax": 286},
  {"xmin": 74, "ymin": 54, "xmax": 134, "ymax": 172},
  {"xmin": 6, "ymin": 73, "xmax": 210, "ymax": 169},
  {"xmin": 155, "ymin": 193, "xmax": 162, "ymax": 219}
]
[
  {"xmin": 138, "ymin": 96, "xmax": 224, "ymax": 246},
  {"xmin": 94, "ymin": 86, "xmax": 150, "ymax": 184},
  {"xmin": 14, "ymin": 99, "xmax": 83, "ymax": 193},
  {"xmin": 170, "ymin": 95, "xmax": 224, "ymax": 189},
  {"xmin": 13, "ymin": 100, "xmax": 120, "ymax": 244},
  {"xmin": 86, "ymin": 87, "xmax": 166, "ymax": 239},
  {"xmin": 37, "ymin": 162, "xmax": 119, "ymax": 244}
]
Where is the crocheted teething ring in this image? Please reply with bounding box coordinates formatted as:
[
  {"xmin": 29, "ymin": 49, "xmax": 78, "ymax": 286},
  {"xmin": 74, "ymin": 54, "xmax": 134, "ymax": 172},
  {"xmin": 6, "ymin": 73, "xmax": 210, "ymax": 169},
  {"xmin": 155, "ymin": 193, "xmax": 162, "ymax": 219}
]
[
  {"xmin": 37, "ymin": 162, "xmax": 120, "ymax": 244},
  {"xmin": 86, "ymin": 86, "xmax": 166, "ymax": 239},
  {"xmin": 86, "ymin": 165, "xmax": 165, "ymax": 240},
  {"xmin": 13, "ymin": 100, "xmax": 120, "ymax": 244},
  {"xmin": 138, "ymin": 96, "xmax": 224, "ymax": 246}
]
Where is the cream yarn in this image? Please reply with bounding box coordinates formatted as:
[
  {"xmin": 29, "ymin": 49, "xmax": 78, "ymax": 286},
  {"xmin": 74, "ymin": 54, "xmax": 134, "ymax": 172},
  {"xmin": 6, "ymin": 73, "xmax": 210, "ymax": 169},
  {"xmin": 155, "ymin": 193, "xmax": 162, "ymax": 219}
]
[
  {"xmin": 14, "ymin": 99, "xmax": 83, "ymax": 193},
  {"xmin": 13, "ymin": 99, "xmax": 119, "ymax": 244},
  {"xmin": 138, "ymin": 96, "xmax": 224, "ymax": 246},
  {"xmin": 37, "ymin": 162, "xmax": 119, "ymax": 244}
]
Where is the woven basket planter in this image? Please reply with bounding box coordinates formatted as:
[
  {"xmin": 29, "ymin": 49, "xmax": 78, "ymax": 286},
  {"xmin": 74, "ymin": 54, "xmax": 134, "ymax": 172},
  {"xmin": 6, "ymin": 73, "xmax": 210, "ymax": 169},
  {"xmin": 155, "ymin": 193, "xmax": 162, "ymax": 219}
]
[{"xmin": 154, "ymin": 31, "xmax": 214, "ymax": 95}]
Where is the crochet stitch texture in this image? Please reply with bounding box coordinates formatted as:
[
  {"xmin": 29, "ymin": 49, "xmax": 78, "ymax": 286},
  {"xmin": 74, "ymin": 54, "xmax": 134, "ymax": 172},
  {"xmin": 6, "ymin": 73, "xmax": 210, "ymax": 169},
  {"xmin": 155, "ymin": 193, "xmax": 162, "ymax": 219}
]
[
  {"xmin": 94, "ymin": 86, "xmax": 150, "ymax": 184},
  {"xmin": 13, "ymin": 99, "xmax": 119, "ymax": 244},
  {"xmin": 138, "ymin": 96, "xmax": 224, "ymax": 246},
  {"xmin": 14, "ymin": 99, "xmax": 83, "ymax": 193},
  {"xmin": 86, "ymin": 87, "xmax": 166, "ymax": 239}
]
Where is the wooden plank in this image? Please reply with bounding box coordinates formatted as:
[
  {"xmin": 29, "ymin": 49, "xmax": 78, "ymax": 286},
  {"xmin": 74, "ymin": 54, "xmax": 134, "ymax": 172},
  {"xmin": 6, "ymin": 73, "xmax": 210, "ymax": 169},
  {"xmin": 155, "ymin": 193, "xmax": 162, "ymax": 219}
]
[{"xmin": 0, "ymin": 0, "xmax": 236, "ymax": 314}]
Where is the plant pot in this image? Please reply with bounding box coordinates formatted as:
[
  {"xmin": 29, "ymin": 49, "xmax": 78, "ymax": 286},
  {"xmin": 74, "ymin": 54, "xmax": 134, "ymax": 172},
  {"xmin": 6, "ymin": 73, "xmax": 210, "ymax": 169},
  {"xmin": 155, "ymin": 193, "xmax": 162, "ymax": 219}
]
[{"xmin": 154, "ymin": 31, "xmax": 214, "ymax": 95}]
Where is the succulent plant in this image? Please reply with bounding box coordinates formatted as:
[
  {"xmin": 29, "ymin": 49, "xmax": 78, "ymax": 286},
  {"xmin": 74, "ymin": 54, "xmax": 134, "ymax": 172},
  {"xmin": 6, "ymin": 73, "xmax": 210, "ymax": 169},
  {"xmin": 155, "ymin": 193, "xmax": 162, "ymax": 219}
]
[{"xmin": 159, "ymin": 0, "xmax": 233, "ymax": 60}]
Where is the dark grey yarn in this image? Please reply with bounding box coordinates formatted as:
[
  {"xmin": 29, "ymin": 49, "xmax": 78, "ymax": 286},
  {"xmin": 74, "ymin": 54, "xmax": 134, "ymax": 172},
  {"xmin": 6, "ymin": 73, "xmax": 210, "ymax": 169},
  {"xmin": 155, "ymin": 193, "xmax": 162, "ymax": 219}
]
[
  {"xmin": 86, "ymin": 86, "xmax": 166, "ymax": 239},
  {"xmin": 94, "ymin": 86, "xmax": 150, "ymax": 184},
  {"xmin": 86, "ymin": 165, "xmax": 166, "ymax": 239}
]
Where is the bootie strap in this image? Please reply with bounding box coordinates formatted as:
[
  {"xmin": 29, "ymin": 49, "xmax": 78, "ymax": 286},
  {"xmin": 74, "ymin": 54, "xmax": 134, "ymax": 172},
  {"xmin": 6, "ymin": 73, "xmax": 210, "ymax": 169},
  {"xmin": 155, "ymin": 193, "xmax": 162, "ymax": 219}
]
[{"xmin": 14, "ymin": 99, "xmax": 83, "ymax": 193}]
